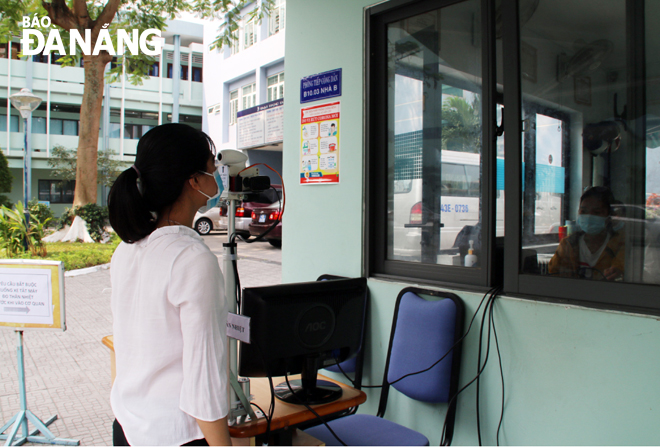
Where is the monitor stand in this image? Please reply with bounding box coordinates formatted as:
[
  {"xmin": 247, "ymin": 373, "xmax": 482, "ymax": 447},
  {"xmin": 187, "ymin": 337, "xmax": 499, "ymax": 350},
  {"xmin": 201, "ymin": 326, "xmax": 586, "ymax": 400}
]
[{"xmin": 274, "ymin": 356, "xmax": 343, "ymax": 405}]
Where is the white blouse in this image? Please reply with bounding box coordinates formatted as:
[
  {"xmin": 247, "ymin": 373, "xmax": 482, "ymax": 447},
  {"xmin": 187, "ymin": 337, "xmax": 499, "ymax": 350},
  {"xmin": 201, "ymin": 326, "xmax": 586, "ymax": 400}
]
[{"xmin": 110, "ymin": 226, "xmax": 228, "ymax": 446}]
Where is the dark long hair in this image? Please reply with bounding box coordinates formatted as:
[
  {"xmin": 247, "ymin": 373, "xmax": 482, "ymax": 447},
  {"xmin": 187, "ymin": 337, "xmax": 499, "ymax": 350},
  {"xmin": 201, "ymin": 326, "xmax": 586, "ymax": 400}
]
[{"xmin": 108, "ymin": 123, "xmax": 216, "ymax": 243}]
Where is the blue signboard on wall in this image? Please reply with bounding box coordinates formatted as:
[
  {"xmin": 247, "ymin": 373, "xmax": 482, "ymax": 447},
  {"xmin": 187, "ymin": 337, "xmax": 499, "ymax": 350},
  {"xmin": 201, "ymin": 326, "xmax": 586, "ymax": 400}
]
[{"xmin": 300, "ymin": 68, "xmax": 342, "ymax": 103}]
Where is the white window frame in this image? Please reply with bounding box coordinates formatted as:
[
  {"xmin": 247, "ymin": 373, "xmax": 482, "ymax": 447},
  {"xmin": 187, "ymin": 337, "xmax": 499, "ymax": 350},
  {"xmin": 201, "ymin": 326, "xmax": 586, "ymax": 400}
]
[
  {"xmin": 229, "ymin": 90, "xmax": 239, "ymax": 125},
  {"xmin": 267, "ymin": 72, "xmax": 285, "ymax": 102},
  {"xmin": 242, "ymin": 83, "xmax": 257, "ymax": 110},
  {"xmin": 269, "ymin": 0, "xmax": 286, "ymax": 36},
  {"xmin": 243, "ymin": 19, "xmax": 256, "ymax": 50},
  {"xmin": 230, "ymin": 26, "xmax": 240, "ymax": 55}
]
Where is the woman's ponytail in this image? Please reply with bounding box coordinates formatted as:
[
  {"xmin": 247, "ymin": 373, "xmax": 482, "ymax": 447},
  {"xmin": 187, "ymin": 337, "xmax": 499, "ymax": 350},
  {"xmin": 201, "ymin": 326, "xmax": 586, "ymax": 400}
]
[{"xmin": 108, "ymin": 165, "xmax": 157, "ymax": 243}]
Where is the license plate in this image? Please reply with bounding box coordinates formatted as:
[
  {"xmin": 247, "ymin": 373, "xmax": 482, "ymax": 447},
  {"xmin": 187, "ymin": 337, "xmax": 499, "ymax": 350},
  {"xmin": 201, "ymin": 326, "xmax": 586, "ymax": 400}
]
[{"xmin": 258, "ymin": 214, "xmax": 267, "ymax": 223}]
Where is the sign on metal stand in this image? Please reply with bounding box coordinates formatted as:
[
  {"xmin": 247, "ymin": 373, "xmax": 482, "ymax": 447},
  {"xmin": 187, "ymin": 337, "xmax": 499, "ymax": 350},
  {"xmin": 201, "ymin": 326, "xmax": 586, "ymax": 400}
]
[{"xmin": 0, "ymin": 260, "xmax": 79, "ymax": 446}]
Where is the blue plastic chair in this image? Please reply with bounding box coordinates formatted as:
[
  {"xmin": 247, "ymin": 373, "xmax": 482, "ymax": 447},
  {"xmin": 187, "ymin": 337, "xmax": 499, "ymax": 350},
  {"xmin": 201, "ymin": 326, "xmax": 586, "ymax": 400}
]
[{"xmin": 305, "ymin": 287, "xmax": 464, "ymax": 446}]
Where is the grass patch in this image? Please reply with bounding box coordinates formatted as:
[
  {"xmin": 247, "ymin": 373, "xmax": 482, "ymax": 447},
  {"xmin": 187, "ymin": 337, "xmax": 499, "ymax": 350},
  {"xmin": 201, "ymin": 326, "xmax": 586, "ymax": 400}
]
[{"xmin": 10, "ymin": 235, "xmax": 121, "ymax": 271}]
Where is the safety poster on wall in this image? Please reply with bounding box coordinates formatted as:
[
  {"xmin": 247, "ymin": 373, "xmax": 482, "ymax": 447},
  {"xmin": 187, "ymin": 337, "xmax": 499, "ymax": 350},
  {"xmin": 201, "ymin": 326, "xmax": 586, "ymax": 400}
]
[{"xmin": 300, "ymin": 101, "xmax": 340, "ymax": 184}]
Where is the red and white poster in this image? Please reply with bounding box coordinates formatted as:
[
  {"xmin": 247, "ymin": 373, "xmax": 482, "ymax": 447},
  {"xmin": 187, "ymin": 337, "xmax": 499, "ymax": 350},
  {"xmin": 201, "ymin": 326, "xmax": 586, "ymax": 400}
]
[{"xmin": 300, "ymin": 101, "xmax": 340, "ymax": 184}]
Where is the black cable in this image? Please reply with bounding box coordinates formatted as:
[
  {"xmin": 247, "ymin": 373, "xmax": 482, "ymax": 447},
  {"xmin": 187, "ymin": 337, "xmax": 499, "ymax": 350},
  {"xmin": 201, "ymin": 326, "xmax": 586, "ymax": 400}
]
[
  {"xmin": 439, "ymin": 286, "xmax": 502, "ymax": 446},
  {"xmin": 390, "ymin": 285, "xmax": 499, "ymax": 388},
  {"xmin": 491, "ymin": 293, "xmax": 505, "ymax": 446},
  {"xmin": 332, "ymin": 358, "xmax": 382, "ymax": 389},
  {"xmin": 283, "ymin": 374, "xmax": 348, "ymax": 446},
  {"xmin": 330, "ymin": 286, "xmax": 501, "ymax": 398},
  {"xmin": 250, "ymin": 402, "xmax": 269, "ymax": 423},
  {"xmin": 476, "ymin": 289, "xmax": 498, "ymax": 445}
]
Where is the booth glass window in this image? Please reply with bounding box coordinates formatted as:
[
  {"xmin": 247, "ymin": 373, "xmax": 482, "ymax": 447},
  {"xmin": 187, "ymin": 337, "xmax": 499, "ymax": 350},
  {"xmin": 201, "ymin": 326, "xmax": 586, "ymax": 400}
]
[
  {"xmin": 517, "ymin": 0, "xmax": 660, "ymax": 287},
  {"xmin": 385, "ymin": 0, "xmax": 484, "ymax": 267}
]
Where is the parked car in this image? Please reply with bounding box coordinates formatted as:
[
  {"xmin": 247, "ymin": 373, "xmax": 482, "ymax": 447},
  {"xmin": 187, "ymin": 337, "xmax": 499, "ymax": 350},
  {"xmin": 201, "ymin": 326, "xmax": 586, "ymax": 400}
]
[
  {"xmin": 219, "ymin": 186, "xmax": 282, "ymax": 239},
  {"xmin": 193, "ymin": 207, "xmax": 226, "ymax": 235},
  {"xmin": 249, "ymin": 201, "xmax": 282, "ymax": 248}
]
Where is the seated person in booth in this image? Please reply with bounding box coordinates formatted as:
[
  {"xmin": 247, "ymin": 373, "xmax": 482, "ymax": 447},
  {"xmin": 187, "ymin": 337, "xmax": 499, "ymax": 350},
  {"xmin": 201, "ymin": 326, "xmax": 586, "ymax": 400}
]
[{"xmin": 549, "ymin": 186, "xmax": 625, "ymax": 280}]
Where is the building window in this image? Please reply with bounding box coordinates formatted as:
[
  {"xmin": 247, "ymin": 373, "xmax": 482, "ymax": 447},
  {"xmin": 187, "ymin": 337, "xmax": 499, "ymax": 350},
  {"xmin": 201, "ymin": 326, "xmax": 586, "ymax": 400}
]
[
  {"xmin": 38, "ymin": 180, "xmax": 75, "ymax": 204},
  {"xmin": 167, "ymin": 64, "xmax": 188, "ymax": 80},
  {"xmin": 229, "ymin": 90, "xmax": 239, "ymax": 125},
  {"xmin": 0, "ymin": 113, "xmax": 20, "ymax": 132},
  {"xmin": 242, "ymin": 83, "xmax": 256, "ymax": 111},
  {"xmin": 192, "ymin": 67, "xmax": 202, "ymax": 82},
  {"xmin": 269, "ymin": 0, "xmax": 286, "ymax": 36},
  {"xmin": 243, "ymin": 19, "xmax": 256, "ymax": 50},
  {"xmin": 230, "ymin": 27, "xmax": 240, "ymax": 55},
  {"xmin": 109, "ymin": 123, "xmax": 154, "ymax": 140},
  {"xmin": 267, "ymin": 72, "xmax": 284, "ymax": 102},
  {"xmin": 0, "ymin": 42, "xmax": 20, "ymax": 60},
  {"xmin": 149, "ymin": 62, "xmax": 159, "ymax": 77}
]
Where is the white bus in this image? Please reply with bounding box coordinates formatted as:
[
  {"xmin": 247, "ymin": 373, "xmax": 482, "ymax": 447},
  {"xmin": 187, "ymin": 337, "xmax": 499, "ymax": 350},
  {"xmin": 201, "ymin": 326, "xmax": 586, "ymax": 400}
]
[{"xmin": 391, "ymin": 150, "xmax": 491, "ymax": 262}]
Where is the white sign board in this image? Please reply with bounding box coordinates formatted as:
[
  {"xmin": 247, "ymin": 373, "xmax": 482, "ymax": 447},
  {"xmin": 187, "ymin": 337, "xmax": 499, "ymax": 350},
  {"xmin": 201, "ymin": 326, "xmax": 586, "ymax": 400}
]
[
  {"xmin": 0, "ymin": 260, "xmax": 65, "ymax": 330},
  {"xmin": 236, "ymin": 99, "xmax": 284, "ymax": 150},
  {"xmin": 226, "ymin": 312, "xmax": 250, "ymax": 344}
]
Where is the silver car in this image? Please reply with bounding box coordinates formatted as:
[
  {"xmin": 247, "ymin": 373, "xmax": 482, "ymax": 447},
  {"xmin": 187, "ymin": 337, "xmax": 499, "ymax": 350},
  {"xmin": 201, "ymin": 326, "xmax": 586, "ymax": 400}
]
[{"xmin": 193, "ymin": 207, "xmax": 226, "ymax": 235}]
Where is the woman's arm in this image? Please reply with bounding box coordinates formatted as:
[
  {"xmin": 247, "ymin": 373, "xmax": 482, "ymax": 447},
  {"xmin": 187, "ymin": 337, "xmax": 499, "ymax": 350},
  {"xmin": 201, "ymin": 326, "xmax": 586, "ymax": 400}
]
[{"xmin": 196, "ymin": 416, "xmax": 232, "ymax": 446}]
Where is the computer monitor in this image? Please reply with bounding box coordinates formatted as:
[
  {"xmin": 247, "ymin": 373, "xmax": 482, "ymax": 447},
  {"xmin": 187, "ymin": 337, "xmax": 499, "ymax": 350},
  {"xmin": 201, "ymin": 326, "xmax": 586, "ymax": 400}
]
[{"xmin": 238, "ymin": 277, "xmax": 368, "ymax": 405}]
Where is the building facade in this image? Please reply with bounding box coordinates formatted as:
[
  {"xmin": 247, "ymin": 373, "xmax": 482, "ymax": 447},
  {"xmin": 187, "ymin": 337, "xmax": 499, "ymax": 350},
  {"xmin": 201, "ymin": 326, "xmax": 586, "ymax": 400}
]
[
  {"xmin": 203, "ymin": 0, "xmax": 286, "ymax": 184},
  {"xmin": 0, "ymin": 19, "xmax": 205, "ymax": 215}
]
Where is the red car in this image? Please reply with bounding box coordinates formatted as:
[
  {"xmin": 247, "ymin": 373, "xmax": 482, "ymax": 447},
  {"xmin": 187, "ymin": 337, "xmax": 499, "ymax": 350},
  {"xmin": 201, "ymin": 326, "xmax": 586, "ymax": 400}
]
[
  {"xmin": 219, "ymin": 186, "xmax": 281, "ymax": 239},
  {"xmin": 249, "ymin": 201, "xmax": 282, "ymax": 248}
]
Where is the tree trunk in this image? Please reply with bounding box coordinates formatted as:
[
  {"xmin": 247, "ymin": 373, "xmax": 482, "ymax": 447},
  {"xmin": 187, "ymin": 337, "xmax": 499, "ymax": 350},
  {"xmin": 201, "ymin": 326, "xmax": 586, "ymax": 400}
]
[{"xmin": 73, "ymin": 54, "xmax": 111, "ymax": 207}]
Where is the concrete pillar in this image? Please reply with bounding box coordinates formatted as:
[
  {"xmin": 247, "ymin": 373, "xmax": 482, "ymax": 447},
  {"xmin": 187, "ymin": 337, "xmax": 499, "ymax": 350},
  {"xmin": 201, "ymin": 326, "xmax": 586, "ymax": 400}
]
[{"xmin": 172, "ymin": 35, "xmax": 181, "ymax": 123}]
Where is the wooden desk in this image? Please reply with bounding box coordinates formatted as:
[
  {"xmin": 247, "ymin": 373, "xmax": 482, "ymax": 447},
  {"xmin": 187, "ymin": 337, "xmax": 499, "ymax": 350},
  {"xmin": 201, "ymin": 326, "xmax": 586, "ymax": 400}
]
[
  {"xmin": 228, "ymin": 374, "xmax": 366, "ymax": 439},
  {"xmin": 102, "ymin": 336, "xmax": 366, "ymax": 444}
]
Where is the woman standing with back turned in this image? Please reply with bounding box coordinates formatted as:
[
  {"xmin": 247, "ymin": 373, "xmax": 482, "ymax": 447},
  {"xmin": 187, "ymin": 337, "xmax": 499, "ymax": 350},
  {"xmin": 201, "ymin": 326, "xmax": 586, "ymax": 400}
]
[{"xmin": 108, "ymin": 123, "xmax": 231, "ymax": 446}]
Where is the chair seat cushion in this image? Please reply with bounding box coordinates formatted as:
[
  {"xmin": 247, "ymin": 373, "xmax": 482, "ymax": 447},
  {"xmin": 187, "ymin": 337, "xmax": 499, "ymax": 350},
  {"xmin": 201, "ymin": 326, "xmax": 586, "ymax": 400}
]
[{"xmin": 304, "ymin": 414, "xmax": 429, "ymax": 446}]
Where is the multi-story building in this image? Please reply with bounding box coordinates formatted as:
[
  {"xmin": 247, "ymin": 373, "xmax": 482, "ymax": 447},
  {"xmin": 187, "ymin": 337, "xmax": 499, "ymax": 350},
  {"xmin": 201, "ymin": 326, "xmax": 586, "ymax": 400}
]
[
  {"xmin": 203, "ymin": 0, "xmax": 285, "ymax": 183},
  {"xmin": 0, "ymin": 19, "xmax": 205, "ymax": 215}
]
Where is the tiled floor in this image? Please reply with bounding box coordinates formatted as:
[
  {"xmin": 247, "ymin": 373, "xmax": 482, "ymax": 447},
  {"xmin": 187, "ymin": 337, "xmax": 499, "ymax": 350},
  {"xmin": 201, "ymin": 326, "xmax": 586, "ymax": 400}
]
[{"xmin": 0, "ymin": 235, "xmax": 281, "ymax": 445}]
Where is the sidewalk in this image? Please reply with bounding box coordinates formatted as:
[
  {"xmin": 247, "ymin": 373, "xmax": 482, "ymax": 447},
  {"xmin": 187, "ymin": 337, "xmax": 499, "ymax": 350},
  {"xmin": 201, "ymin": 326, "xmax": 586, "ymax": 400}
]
[{"xmin": 0, "ymin": 236, "xmax": 281, "ymax": 445}]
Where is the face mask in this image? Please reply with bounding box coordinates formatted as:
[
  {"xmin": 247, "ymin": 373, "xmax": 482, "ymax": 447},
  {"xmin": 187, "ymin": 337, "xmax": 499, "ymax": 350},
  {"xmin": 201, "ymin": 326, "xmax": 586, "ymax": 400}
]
[
  {"xmin": 197, "ymin": 169, "xmax": 224, "ymax": 213},
  {"xmin": 577, "ymin": 214, "xmax": 608, "ymax": 235}
]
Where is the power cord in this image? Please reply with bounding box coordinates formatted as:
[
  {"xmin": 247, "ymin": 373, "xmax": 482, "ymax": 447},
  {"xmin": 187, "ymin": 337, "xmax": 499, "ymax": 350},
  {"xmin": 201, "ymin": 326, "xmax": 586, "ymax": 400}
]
[
  {"xmin": 440, "ymin": 286, "xmax": 502, "ymax": 446},
  {"xmin": 283, "ymin": 374, "xmax": 348, "ymax": 446}
]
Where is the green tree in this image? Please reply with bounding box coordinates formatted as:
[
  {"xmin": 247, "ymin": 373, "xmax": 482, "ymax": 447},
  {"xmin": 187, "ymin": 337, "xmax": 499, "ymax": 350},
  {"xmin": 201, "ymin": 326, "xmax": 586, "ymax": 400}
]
[
  {"xmin": 0, "ymin": 0, "xmax": 273, "ymax": 205},
  {"xmin": 48, "ymin": 145, "xmax": 127, "ymax": 188},
  {"xmin": 442, "ymin": 96, "xmax": 481, "ymax": 153},
  {"xmin": 0, "ymin": 148, "xmax": 13, "ymax": 207}
]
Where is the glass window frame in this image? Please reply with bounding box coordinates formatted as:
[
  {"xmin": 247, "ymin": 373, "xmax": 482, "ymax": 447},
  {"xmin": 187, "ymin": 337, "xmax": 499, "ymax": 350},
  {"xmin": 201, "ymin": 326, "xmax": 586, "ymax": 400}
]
[
  {"xmin": 499, "ymin": 0, "xmax": 660, "ymax": 314},
  {"xmin": 366, "ymin": 0, "xmax": 499, "ymax": 288}
]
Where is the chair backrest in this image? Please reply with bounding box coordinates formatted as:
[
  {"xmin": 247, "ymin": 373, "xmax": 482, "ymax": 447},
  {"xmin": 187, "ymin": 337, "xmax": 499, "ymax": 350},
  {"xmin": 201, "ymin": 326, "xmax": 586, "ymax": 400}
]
[{"xmin": 377, "ymin": 288, "xmax": 464, "ymax": 444}]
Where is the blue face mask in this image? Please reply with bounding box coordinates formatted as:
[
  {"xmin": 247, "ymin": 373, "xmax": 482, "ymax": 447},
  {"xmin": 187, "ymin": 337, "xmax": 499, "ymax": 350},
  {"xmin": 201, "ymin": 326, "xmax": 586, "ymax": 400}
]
[
  {"xmin": 577, "ymin": 214, "xmax": 608, "ymax": 235},
  {"xmin": 197, "ymin": 169, "xmax": 224, "ymax": 213}
]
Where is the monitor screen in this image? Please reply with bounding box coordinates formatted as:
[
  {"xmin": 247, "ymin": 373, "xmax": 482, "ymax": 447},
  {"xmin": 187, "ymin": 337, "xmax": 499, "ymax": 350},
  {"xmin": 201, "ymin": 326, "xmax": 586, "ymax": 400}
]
[{"xmin": 238, "ymin": 277, "xmax": 368, "ymax": 405}]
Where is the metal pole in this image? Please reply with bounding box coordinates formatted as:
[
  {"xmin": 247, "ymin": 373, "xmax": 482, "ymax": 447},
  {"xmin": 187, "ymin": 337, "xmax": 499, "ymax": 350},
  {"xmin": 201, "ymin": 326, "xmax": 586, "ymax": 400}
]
[
  {"xmin": 224, "ymin": 198, "xmax": 238, "ymax": 424},
  {"xmin": 16, "ymin": 331, "xmax": 28, "ymax": 439},
  {"xmin": 23, "ymin": 118, "xmax": 30, "ymax": 251}
]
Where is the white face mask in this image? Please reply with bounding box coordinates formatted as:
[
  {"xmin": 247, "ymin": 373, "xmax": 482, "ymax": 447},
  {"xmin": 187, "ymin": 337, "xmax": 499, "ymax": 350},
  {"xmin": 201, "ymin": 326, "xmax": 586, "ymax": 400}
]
[{"xmin": 197, "ymin": 170, "xmax": 223, "ymax": 213}]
